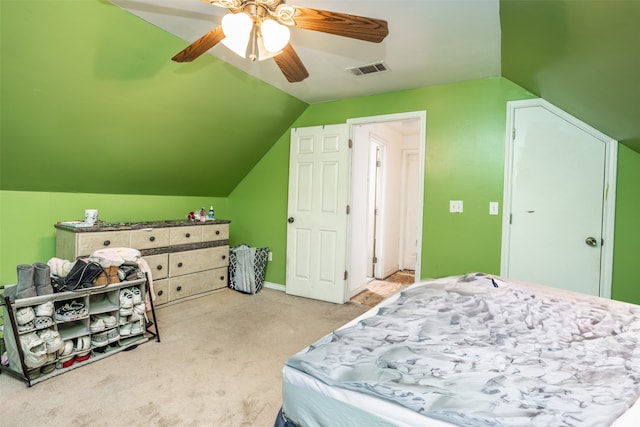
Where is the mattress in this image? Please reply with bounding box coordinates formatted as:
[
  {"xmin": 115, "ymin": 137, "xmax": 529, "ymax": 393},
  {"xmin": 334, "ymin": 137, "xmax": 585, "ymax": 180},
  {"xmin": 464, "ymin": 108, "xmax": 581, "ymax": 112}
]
[{"xmin": 282, "ymin": 273, "xmax": 640, "ymax": 426}]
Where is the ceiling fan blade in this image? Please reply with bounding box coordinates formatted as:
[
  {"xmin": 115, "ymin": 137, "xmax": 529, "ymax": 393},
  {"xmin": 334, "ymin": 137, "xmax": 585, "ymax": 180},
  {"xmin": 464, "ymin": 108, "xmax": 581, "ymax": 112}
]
[
  {"xmin": 291, "ymin": 7, "xmax": 388, "ymax": 43},
  {"xmin": 273, "ymin": 44, "xmax": 309, "ymax": 83},
  {"xmin": 172, "ymin": 26, "xmax": 225, "ymax": 62}
]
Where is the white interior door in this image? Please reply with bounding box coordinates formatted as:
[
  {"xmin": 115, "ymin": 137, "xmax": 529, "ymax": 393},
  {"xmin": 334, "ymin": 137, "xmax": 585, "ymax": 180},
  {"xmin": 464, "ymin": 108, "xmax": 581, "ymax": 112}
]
[
  {"xmin": 501, "ymin": 99, "xmax": 617, "ymax": 297},
  {"xmin": 400, "ymin": 150, "xmax": 419, "ymax": 270},
  {"xmin": 286, "ymin": 124, "xmax": 350, "ymax": 303}
]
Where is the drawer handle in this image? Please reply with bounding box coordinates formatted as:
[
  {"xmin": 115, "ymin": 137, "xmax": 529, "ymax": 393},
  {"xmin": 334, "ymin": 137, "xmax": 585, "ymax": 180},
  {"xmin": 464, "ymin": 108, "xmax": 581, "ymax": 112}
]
[
  {"xmin": 215, "ymin": 230, "xmax": 220, "ymax": 235},
  {"xmin": 149, "ymin": 236, "xmax": 155, "ymax": 242},
  {"xmin": 156, "ymin": 265, "xmax": 163, "ymax": 271},
  {"xmin": 185, "ymin": 233, "xmax": 191, "ymax": 238},
  {"xmin": 157, "ymin": 290, "xmax": 164, "ymax": 296},
  {"xmin": 220, "ymin": 276, "xmax": 225, "ymax": 281},
  {"xmin": 103, "ymin": 240, "xmax": 111, "ymax": 246},
  {"xmin": 176, "ymin": 286, "xmax": 182, "ymax": 291},
  {"xmin": 221, "ymin": 255, "xmax": 226, "ymax": 260},
  {"xmin": 177, "ymin": 262, "xmax": 183, "ymax": 268}
]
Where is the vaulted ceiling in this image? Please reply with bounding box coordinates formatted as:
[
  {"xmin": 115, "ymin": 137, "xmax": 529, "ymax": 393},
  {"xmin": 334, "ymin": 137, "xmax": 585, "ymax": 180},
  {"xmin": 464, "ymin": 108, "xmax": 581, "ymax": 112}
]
[
  {"xmin": 1, "ymin": 1, "xmax": 638, "ymax": 198},
  {"xmin": 110, "ymin": 0, "xmax": 640, "ymax": 153}
]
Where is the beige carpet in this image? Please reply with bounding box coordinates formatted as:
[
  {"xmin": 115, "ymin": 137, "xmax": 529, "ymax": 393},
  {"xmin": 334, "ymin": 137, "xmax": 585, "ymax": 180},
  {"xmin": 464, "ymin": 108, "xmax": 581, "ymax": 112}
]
[
  {"xmin": 0, "ymin": 288, "xmax": 368, "ymax": 427},
  {"xmin": 351, "ymin": 270, "xmax": 415, "ymax": 307}
]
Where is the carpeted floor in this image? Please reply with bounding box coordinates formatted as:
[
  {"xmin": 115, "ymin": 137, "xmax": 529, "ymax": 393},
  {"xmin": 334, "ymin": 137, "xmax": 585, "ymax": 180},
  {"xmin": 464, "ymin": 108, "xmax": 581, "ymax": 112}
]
[
  {"xmin": 0, "ymin": 288, "xmax": 368, "ymax": 427},
  {"xmin": 351, "ymin": 270, "xmax": 415, "ymax": 307}
]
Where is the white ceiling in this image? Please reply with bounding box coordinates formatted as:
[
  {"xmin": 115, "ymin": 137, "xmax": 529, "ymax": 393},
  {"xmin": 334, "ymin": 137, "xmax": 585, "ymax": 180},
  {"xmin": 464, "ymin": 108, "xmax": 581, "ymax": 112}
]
[{"xmin": 110, "ymin": 0, "xmax": 502, "ymax": 104}]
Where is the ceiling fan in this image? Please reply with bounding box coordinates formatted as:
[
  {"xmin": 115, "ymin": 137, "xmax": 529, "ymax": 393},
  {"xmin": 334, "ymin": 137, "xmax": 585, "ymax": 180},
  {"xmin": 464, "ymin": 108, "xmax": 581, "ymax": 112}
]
[{"xmin": 171, "ymin": 0, "xmax": 389, "ymax": 83}]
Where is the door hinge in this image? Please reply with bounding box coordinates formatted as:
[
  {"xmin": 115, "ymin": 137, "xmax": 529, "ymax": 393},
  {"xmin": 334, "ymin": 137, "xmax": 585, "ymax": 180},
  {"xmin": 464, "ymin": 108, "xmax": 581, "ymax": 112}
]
[
  {"xmin": 376, "ymin": 160, "xmax": 381, "ymax": 167},
  {"xmin": 509, "ymin": 213, "xmax": 513, "ymax": 224},
  {"xmin": 601, "ymin": 238, "xmax": 604, "ymax": 246},
  {"xmin": 346, "ymin": 205, "xmax": 351, "ymax": 215},
  {"xmin": 348, "ymin": 139, "xmax": 353, "ymax": 149},
  {"xmin": 512, "ymin": 128, "xmax": 516, "ymax": 140},
  {"xmin": 373, "ymin": 256, "xmax": 378, "ymax": 264},
  {"xmin": 344, "ymin": 270, "xmax": 348, "ymax": 280}
]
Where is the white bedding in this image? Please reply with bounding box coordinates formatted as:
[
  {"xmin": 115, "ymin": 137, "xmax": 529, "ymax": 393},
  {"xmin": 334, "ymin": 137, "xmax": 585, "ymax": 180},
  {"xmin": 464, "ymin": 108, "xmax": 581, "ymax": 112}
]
[{"xmin": 283, "ymin": 273, "xmax": 640, "ymax": 426}]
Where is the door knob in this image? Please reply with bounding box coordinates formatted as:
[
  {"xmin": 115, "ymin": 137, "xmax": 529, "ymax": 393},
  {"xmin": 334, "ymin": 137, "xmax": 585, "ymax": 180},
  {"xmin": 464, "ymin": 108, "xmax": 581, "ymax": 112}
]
[
  {"xmin": 585, "ymin": 237, "xmax": 598, "ymax": 247},
  {"xmin": 288, "ymin": 217, "xmax": 295, "ymax": 224}
]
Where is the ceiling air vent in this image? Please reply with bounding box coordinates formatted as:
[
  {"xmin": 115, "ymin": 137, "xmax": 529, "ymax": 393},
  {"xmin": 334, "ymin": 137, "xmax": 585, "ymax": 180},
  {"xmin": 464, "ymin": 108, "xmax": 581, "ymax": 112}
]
[{"xmin": 347, "ymin": 61, "xmax": 389, "ymax": 77}]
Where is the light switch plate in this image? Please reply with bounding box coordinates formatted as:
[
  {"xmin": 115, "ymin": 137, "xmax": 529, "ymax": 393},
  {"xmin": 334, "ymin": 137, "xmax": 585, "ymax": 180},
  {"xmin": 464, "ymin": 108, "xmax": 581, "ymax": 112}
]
[
  {"xmin": 489, "ymin": 202, "xmax": 499, "ymax": 215},
  {"xmin": 450, "ymin": 200, "xmax": 463, "ymax": 213}
]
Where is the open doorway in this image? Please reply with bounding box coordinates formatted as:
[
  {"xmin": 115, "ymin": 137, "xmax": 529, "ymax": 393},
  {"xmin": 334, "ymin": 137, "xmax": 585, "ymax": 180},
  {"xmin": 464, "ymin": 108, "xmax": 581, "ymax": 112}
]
[{"xmin": 347, "ymin": 111, "xmax": 426, "ymax": 301}]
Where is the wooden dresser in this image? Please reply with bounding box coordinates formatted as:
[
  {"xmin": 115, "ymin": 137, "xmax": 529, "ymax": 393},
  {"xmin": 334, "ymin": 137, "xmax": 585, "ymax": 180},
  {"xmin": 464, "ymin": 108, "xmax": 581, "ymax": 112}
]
[{"xmin": 55, "ymin": 220, "xmax": 230, "ymax": 306}]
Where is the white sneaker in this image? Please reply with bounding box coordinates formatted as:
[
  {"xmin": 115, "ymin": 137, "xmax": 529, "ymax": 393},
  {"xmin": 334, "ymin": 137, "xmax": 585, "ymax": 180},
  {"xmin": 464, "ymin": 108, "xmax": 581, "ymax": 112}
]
[
  {"xmin": 130, "ymin": 320, "xmax": 143, "ymax": 335},
  {"xmin": 95, "ymin": 313, "xmax": 117, "ymax": 328},
  {"xmin": 38, "ymin": 328, "xmax": 64, "ymax": 354},
  {"xmin": 119, "ymin": 289, "xmax": 133, "ymax": 309},
  {"xmin": 129, "ymin": 287, "xmax": 142, "ymax": 305},
  {"xmin": 119, "ymin": 323, "xmax": 132, "ymax": 336},
  {"xmin": 16, "ymin": 307, "xmax": 35, "ymax": 325},
  {"xmin": 35, "ymin": 301, "xmax": 54, "ymax": 317},
  {"xmin": 20, "ymin": 332, "xmax": 47, "ymax": 368},
  {"xmin": 89, "ymin": 317, "xmax": 105, "ymax": 333}
]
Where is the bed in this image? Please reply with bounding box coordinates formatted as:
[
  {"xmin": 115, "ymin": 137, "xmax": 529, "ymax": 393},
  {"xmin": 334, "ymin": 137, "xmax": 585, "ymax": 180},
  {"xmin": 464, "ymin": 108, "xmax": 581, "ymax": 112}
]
[{"xmin": 276, "ymin": 273, "xmax": 640, "ymax": 427}]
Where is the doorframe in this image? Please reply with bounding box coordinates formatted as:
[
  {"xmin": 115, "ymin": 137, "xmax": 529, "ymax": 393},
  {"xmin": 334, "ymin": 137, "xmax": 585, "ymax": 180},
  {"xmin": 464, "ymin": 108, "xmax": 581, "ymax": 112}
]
[
  {"xmin": 347, "ymin": 110, "xmax": 427, "ymax": 291},
  {"xmin": 500, "ymin": 98, "xmax": 617, "ymax": 298}
]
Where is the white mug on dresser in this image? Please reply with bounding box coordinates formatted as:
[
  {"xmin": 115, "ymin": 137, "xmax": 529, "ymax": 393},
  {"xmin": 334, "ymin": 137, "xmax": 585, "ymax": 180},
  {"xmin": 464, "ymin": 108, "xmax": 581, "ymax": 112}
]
[{"xmin": 84, "ymin": 209, "xmax": 98, "ymax": 225}]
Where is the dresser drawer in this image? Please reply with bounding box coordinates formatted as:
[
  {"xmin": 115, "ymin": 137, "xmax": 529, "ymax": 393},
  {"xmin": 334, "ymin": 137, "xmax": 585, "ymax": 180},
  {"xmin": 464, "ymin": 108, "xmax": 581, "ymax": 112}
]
[
  {"xmin": 77, "ymin": 231, "xmax": 131, "ymax": 256},
  {"xmin": 152, "ymin": 278, "xmax": 169, "ymax": 305},
  {"xmin": 169, "ymin": 226, "xmax": 202, "ymax": 245},
  {"xmin": 130, "ymin": 228, "xmax": 170, "ymax": 250},
  {"xmin": 144, "ymin": 253, "xmax": 169, "ymax": 280},
  {"xmin": 169, "ymin": 246, "xmax": 229, "ymax": 276},
  {"xmin": 168, "ymin": 270, "xmax": 219, "ymax": 301},
  {"xmin": 202, "ymin": 224, "xmax": 229, "ymax": 242}
]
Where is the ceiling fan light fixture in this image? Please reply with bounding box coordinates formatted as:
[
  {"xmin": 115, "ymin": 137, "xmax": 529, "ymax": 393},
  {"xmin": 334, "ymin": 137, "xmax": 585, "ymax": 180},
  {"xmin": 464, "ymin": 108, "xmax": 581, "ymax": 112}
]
[
  {"xmin": 221, "ymin": 12, "xmax": 252, "ymax": 58},
  {"xmin": 260, "ymin": 19, "xmax": 290, "ymax": 53}
]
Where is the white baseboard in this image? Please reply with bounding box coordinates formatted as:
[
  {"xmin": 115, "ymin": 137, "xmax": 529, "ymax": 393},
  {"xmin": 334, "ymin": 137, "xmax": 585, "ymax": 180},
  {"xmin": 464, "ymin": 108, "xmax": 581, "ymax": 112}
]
[{"xmin": 263, "ymin": 281, "xmax": 285, "ymax": 292}]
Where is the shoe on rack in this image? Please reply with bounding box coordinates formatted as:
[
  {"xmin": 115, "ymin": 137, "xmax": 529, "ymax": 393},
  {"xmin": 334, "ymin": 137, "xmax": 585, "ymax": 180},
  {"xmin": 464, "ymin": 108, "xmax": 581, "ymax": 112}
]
[
  {"xmin": 106, "ymin": 328, "xmax": 120, "ymax": 343},
  {"xmin": 133, "ymin": 303, "xmax": 146, "ymax": 316},
  {"xmin": 119, "ymin": 289, "xmax": 133, "ymax": 309},
  {"xmin": 18, "ymin": 321, "xmax": 35, "ymax": 333},
  {"xmin": 75, "ymin": 351, "xmax": 90, "ymax": 363},
  {"xmin": 119, "ymin": 323, "xmax": 132, "ymax": 336},
  {"xmin": 119, "ymin": 306, "xmax": 133, "ymax": 317},
  {"xmin": 20, "ymin": 332, "xmax": 47, "ymax": 369},
  {"xmin": 16, "ymin": 264, "xmax": 37, "ymax": 299},
  {"xmin": 129, "ymin": 287, "xmax": 142, "ymax": 305},
  {"xmin": 38, "ymin": 328, "xmax": 64, "ymax": 354},
  {"xmin": 56, "ymin": 355, "xmax": 74, "ymax": 369},
  {"xmin": 54, "ymin": 300, "xmax": 88, "ymax": 322},
  {"xmin": 35, "ymin": 301, "xmax": 54, "ymax": 317},
  {"xmin": 41, "ymin": 362, "xmax": 56, "ymax": 374},
  {"xmin": 95, "ymin": 313, "xmax": 117, "ymax": 328},
  {"xmin": 60, "ymin": 340, "xmax": 74, "ymax": 356},
  {"xmin": 33, "ymin": 262, "xmax": 54, "ymax": 296},
  {"xmin": 16, "ymin": 307, "xmax": 36, "ymax": 325},
  {"xmin": 91, "ymin": 331, "xmax": 109, "ymax": 347},
  {"xmin": 130, "ymin": 320, "xmax": 143, "ymax": 335},
  {"xmin": 89, "ymin": 317, "xmax": 105, "ymax": 333},
  {"xmin": 34, "ymin": 316, "xmax": 54, "ymax": 330}
]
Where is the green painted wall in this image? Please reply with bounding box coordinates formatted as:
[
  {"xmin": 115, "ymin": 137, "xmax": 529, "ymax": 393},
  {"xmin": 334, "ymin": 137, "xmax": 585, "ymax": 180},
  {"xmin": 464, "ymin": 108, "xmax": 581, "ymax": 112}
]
[
  {"xmin": 0, "ymin": 0, "xmax": 307, "ymax": 196},
  {"xmin": 0, "ymin": 191, "xmax": 227, "ymax": 286},
  {"xmin": 611, "ymin": 145, "xmax": 640, "ymax": 305},
  {"xmin": 229, "ymin": 78, "xmax": 536, "ymax": 284},
  {"xmin": 500, "ymin": 0, "xmax": 640, "ymax": 153}
]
